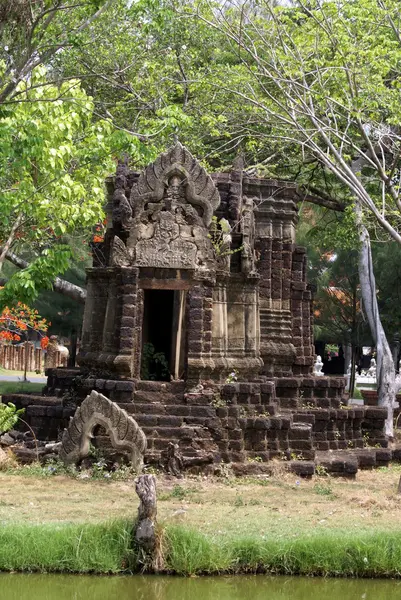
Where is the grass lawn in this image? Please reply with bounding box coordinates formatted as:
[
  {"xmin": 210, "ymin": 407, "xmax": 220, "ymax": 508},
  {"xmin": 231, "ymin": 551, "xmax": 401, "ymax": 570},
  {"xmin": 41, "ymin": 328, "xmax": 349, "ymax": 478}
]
[
  {"xmin": 0, "ymin": 367, "xmax": 44, "ymax": 378},
  {"xmin": 1, "ymin": 464, "xmax": 401, "ymax": 538},
  {"xmin": 0, "ymin": 381, "xmax": 44, "ymax": 395},
  {"xmin": 2, "ymin": 465, "xmax": 401, "ymax": 575}
]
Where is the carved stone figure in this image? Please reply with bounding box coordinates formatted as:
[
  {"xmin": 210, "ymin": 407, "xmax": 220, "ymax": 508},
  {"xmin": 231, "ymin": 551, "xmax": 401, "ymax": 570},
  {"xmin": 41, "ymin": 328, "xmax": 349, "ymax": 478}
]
[{"xmin": 59, "ymin": 390, "xmax": 146, "ymax": 471}]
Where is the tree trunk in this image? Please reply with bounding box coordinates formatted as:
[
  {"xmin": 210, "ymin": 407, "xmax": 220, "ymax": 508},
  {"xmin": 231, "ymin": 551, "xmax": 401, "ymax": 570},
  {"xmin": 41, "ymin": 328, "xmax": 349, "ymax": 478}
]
[
  {"xmin": 68, "ymin": 330, "xmax": 78, "ymax": 368},
  {"xmin": 2, "ymin": 249, "xmax": 86, "ymax": 304},
  {"xmin": 135, "ymin": 474, "xmax": 157, "ymax": 553},
  {"xmin": 349, "ymin": 344, "xmax": 357, "ymax": 399},
  {"xmin": 355, "ymin": 200, "xmax": 395, "ymax": 437},
  {"xmin": 0, "ymin": 215, "xmax": 22, "ymax": 274}
]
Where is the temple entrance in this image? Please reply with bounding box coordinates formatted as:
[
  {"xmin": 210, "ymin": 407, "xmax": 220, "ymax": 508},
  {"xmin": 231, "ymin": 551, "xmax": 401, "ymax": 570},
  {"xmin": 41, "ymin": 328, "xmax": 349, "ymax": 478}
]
[{"xmin": 141, "ymin": 289, "xmax": 187, "ymax": 381}]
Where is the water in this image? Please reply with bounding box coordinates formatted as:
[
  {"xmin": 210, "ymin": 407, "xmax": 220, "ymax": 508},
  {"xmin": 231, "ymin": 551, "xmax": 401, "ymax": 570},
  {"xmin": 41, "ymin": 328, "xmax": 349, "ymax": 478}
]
[{"xmin": 0, "ymin": 573, "xmax": 400, "ymax": 600}]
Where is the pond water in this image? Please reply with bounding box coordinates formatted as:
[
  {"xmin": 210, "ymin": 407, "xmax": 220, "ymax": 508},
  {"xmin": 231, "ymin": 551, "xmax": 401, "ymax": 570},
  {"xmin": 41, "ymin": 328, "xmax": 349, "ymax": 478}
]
[{"xmin": 1, "ymin": 573, "xmax": 400, "ymax": 600}]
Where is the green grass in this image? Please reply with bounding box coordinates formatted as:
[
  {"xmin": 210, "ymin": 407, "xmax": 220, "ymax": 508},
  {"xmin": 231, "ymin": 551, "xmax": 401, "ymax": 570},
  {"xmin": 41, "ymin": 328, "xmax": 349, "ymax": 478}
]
[
  {"xmin": 0, "ymin": 520, "xmax": 136, "ymax": 573},
  {"xmin": 0, "ymin": 381, "xmax": 44, "ymax": 395},
  {"xmin": 163, "ymin": 526, "xmax": 401, "ymax": 577},
  {"xmin": 2, "ymin": 520, "xmax": 401, "ymax": 577}
]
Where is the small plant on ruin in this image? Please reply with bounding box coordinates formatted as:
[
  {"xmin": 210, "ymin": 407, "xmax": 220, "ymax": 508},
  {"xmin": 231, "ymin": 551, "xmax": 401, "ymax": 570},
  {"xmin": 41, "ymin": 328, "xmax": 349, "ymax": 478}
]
[
  {"xmin": 290, "ymin": 452, "xmax": 304, "ymax": 461},
  {"xmin": 315, "ymin": 464, "xmax": 328, "ymax": 477},
  {"xmin": 210, "ymin": 392, "xmax": 227, "ymax": 408},
  {"xmin": 363, "ymin": 432, "xmax": 371, "ymax": 448},
  {"xmin": 247, "ymin": 455, "xmax": 263, "ymax": 463},
  {"xmin": 140, "ymin": 342, "xmax": 170, "ymax": 381},
  {"xmin": 347, "ymin": 440, "xmax": 355, "ymax": 449},
  {"xmin": 0, "ymin": 402, "xmax": 24, "ymax": 433},
  {"xmin": 208, "ymin": 216, "xmax": 243, "ymax": 257},
  {"xmin": 225, "ymin": 369, "xmax": 239, "ymax": 384}
]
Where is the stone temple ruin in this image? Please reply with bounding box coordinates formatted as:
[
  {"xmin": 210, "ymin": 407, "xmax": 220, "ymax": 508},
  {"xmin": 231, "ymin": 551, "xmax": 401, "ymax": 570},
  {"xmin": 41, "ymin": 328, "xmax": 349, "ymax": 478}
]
[{"xmin": 7, "ymin": 143, "xmax": 395, "ymax": 475}]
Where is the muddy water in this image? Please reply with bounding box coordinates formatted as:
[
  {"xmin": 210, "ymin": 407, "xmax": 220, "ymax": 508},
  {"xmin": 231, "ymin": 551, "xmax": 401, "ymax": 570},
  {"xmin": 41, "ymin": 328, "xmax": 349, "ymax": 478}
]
[{"xmin": 1, "ymin": 573, "xmax": 400, "ymax": 600}]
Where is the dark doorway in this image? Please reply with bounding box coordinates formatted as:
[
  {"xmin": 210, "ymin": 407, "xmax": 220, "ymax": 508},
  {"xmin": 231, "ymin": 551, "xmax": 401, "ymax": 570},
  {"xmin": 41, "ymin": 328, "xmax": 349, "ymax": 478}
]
[
  {"xmin": 141, "ymin": 290, "xmax": 174, "ymax": 381},
  {"xmin": 141, "ymin": 288, "xmax": 187, "ymax": 381}
]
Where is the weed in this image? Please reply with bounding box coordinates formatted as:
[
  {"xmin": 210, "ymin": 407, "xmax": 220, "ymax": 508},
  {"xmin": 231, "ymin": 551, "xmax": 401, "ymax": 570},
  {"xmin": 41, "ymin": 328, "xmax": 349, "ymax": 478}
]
[
  {"xmin": 234, "ymin": 495, "xmax": 244, "ymax": 507},
  {"xmin": 210, "ymin": 392, "xmax": 227, "ymax": 408},
  {"xmin": 247, "ymin": 456, "xmax": 263, "ymax": 463},
  {"xmin": 315, "ymin": 464, "xmax": 328, "ymax": 477},
  {"xmin": 159, "ymin": 485, "xmax": 198, "ymax": 502},
  {"xmin": 314, "ymin": 482, "xmax": 336, "ymax": 497},
  {"xmin": 225, "ymin": 369, "xmax": 239, "ymax": 384},
  {"xmin": 302, "ymin": 402, "xmax": 316, "ymax": 410},
  {"xmin": 363, "ymin": 432, "xmax": 370, "ymax": 448}
]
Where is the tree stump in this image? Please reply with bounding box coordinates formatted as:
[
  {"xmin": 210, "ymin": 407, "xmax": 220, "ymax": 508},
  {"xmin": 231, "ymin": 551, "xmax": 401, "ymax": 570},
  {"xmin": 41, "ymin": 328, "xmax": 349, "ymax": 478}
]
[{"xmin": 135, "ymin": 474, "xmax": 157, "ymax": 553}]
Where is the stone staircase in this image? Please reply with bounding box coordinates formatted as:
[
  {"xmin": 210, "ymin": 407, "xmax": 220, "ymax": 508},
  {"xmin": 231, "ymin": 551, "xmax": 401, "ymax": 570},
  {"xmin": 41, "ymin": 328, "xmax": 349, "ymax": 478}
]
[{"xmin": 3, "ymin": 374, "xmax": 390, "ymax": 473}]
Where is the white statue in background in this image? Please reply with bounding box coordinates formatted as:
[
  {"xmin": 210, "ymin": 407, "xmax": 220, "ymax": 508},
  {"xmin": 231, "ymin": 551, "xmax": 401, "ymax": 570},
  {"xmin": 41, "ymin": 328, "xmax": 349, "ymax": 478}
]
[
  {"xmin": 314, "ymin": 355, "xmax": 324, "ymax": 376},
  {"xmin": 366, "ymin": 357, "xmax": 377, "ymax": 378}
]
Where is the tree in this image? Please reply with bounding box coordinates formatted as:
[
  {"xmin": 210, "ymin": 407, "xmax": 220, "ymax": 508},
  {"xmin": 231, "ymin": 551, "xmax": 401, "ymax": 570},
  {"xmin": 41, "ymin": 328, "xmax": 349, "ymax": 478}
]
[
  {"xmin": 0, "ymin": 302, "xmax": 49, "ymax": 381},
  {"xmin": 0, "ymin": 66, "xmax": 139, "ymax": 308},
  {"xmin": 0, "ymin": 0, "xmax": 114, "ymax": 106},
  {"xmin": 193, "ymin": 0, "xmax": 401, "ymax": 435}
]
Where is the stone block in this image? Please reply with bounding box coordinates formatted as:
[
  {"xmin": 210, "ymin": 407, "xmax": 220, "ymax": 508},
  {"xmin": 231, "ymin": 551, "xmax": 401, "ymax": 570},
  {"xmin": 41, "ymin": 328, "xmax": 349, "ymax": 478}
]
[
  {"xmin": 115, "ymin": 381, "xmax": 135, "ymax": 392},
  {"xmin": 159, "ymin": 416, "xmax": 183, "ymax": 427}
]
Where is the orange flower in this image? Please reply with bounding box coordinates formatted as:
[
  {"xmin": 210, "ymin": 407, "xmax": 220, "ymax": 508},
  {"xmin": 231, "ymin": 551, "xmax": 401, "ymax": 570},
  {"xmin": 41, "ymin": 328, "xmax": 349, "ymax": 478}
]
[{"xmin": 40, "ymin": 336, "xmax": 49, "ymax": 350}]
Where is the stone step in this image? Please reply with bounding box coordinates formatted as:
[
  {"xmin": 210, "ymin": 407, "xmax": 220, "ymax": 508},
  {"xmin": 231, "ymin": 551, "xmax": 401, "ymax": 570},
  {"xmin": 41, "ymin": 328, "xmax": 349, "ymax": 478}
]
[
  {"xmin": 141, "ymin": 424, "xmax": 213, "ymax": 439},
  {"xmin": 135, "ymin": 380, "xmax": 185, "ymax": 393},
  {"xmin": 3, "ymin": 394, "xmax": 60, "ymax": 407},
  {"xmin": 133, "ymin": 390, "xmax": 185, "ymax": 405}
]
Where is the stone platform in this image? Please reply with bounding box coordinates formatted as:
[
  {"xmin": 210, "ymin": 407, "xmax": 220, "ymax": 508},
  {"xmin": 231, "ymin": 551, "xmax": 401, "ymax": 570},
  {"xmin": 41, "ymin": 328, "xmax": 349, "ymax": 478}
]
[{"xmin": 5, "ymin": 368, "xmax": 390, "ymax": 474}]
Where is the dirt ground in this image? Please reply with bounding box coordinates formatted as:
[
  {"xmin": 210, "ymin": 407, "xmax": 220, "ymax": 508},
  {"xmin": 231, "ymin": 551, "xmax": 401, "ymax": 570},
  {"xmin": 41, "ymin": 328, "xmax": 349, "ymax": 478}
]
[{"xmin": 1, "ymin": 463, "xmax": 401, "ymax": 539}]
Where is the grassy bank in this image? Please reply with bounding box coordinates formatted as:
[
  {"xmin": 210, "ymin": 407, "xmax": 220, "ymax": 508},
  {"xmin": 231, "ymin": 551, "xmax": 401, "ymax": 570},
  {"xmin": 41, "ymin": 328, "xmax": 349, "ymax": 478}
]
[
  {"xmin": 1, "ymin": 520, "xmax": 401, "ymax": 577},
  {"xmin": 0, "ymin": 520, "xmax": 135, "ymax": 573},
  {"xmin": 2, "ymin": 466, "xmax": 401, "ymax": 576}
]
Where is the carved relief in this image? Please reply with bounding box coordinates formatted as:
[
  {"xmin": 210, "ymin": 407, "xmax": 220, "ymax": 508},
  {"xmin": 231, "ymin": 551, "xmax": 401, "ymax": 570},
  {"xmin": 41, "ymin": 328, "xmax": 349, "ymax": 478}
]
[
  {"xmin": 59, "ymin": 391, "xmax": 147, "ymax": 472},
  {"xmin": 130, "ymin": 143, "xmax": 220, "ymax": 226},
  {"xmin": 124, "ymin": 143, "xmax": 220, "ymax": 272},
  {"xmin": 112, "ymin": 160, "xmax": 132, "ymax": 229},
  {"xmin": 111, "ymin": 236, "xmax": 131, "ymax": 267}
]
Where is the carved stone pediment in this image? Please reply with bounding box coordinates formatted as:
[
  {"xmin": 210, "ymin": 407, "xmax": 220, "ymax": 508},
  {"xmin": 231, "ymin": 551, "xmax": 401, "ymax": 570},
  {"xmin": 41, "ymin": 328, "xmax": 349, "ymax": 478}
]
[
  {"xmin": 130, "ymin": 143, "xmax": 220, "ymax": 227},
  {"xmin": 125, "ymin": 143, "xmax": 220, "ymax": 271}
]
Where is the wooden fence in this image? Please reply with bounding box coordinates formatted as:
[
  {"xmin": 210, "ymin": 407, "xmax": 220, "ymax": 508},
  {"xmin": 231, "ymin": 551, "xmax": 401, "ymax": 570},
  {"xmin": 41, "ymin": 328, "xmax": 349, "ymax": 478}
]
[{"xmin": 0, "ymin": 342, "xmax": 67, "ymax": 373}]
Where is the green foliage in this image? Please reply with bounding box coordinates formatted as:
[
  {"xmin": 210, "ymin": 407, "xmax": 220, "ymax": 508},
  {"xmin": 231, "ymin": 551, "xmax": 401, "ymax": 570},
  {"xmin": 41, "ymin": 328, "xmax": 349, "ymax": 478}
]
[
  {"xmin": 140, "ymin": 342, "xmax": 170, "ymax": 381},
  {"xmin": 352, "ymin": 387, "xmax": 363, "ymax": 400},
  {"xmin": 0, "ymin": 66, "xmax": 141, "ymax": 304},
  {"xmin": 0, "ymin": 402, "xmax": 24, "ymax": 433}
]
